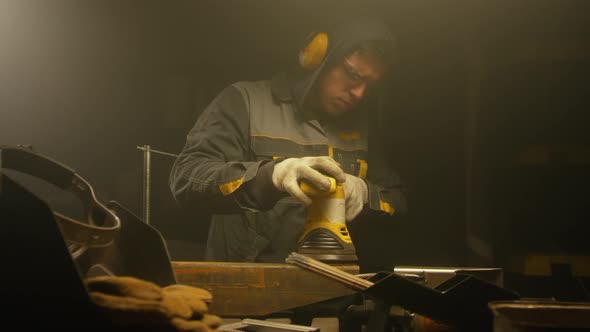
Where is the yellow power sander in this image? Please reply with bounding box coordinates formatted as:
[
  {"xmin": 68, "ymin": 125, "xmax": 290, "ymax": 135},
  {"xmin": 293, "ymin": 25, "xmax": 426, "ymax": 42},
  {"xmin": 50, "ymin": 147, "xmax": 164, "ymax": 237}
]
[{"xmin": 296, "ymin": 177, "xmax": 358, "ymax": 263}]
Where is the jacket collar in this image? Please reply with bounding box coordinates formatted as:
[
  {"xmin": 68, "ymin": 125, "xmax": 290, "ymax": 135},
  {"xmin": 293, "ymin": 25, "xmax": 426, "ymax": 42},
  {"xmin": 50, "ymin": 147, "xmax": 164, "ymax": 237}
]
[
  {"xmin": 271, "ymin": 71, "xmax": 319, "ymax": 121},
  {"xmin": 270, "ymin": 72, "xmax": 293, "ymax": 103}
]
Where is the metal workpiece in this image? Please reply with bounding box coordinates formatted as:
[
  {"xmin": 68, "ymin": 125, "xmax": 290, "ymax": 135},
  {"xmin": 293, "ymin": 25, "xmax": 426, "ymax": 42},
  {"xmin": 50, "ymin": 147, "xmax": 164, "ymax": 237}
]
[
  {"xmin": 394, "ymin": 266, "xmax": 505, "ymax": 288},
  {"xmin": 172, "ymin": 261, "xmax": 359, "ymax": 317},
  {"xmin": 489, "ymin": 300, "xmax": 590, "ymax": 332},
  {"xmin": 219, "ymin": 318, "xmax": 320, "ymax": 332}
]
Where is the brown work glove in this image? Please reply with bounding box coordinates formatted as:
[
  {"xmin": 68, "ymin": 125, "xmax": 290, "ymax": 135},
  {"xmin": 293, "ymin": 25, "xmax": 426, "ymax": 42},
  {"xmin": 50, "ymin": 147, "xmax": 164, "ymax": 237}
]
[{"xmin": 85, "ymin": 276, "xmax": 222, "ymax": 332}]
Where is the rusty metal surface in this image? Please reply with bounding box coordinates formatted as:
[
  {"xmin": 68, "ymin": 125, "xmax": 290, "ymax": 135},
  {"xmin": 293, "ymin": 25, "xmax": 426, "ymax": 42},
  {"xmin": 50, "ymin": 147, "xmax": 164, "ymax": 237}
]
[
  {"xmin": 171, "ymin": 262, "xmax": 505, "ymax": 319},
  {"xmin": 489, "ymin": 300, "xmax": 590, "ymax": 331},
  {"xmin": 172, "ymin": 261, "xmax": 358, "ymax": 317}
]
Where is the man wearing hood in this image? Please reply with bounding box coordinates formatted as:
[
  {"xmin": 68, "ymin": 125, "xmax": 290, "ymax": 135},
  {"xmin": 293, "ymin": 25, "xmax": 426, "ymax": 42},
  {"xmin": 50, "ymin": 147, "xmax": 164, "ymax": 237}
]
[{"xmin": 169, "ymin": 17, "xmax": 407, "ymax": 270}]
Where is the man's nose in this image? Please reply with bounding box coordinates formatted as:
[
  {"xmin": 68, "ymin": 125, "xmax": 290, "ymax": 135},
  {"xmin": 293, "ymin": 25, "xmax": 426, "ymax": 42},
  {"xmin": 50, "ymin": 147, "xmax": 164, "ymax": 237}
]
[{"xmin": 349, "ymin": 82, "xmax": 367, "ymax": 100}]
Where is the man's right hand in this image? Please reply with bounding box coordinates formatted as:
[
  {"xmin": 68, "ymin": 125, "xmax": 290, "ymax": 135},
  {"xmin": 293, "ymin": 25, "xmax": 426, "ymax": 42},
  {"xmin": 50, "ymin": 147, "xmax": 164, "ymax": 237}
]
[{"xmin": 271, "ymin": 156, "xmax": 345, "ymax": 206}]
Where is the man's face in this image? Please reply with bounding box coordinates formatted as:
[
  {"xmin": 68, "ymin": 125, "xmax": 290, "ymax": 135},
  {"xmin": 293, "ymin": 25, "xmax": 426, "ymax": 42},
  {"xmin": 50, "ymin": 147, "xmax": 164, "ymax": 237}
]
[{"xmin": 316, "ymin": 50, "xmax": 388, "ymax": 116}]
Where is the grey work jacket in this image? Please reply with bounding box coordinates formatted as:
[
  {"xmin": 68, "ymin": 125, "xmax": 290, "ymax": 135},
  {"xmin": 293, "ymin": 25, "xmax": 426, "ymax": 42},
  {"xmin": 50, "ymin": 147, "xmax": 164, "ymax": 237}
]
[{"xmin": 169, "ymin": 73, "xmax": 406, "ymax": 263}]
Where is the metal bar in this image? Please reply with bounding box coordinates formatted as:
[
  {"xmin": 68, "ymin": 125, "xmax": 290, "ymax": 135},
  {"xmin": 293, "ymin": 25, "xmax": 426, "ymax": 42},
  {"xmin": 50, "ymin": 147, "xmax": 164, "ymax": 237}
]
[
  {"xmin": 172, "ymin": 261, "xmax": 358, "ymax": 317},
  {"xmin": 142, "ymin": 145, "xmax": 151, "ymax": 224},
  {"xmin": 136, "ymin": 146, "xmax": 178, "ymax": 158},
  {"xmin": 135, "ymin": 145, "xmax": 178, "ymax": 225}
]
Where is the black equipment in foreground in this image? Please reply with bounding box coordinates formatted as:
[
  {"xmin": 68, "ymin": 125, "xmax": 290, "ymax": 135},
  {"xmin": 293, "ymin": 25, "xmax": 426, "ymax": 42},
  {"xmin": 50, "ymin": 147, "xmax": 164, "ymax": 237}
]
[
  {"xmin": 0, "ymin": 145, "xmax": 176, "ymax": 329},
  {"xmin": 287, "ymin": 252, "xmax": 520, "ymax": 331}
]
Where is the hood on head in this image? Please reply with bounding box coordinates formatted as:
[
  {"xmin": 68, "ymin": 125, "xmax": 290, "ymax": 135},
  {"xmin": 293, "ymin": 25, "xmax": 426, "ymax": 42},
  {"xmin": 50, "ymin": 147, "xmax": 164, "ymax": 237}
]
[{"xmin": 290, "ymin": 16, "xmax": 396, "ymax": 114}]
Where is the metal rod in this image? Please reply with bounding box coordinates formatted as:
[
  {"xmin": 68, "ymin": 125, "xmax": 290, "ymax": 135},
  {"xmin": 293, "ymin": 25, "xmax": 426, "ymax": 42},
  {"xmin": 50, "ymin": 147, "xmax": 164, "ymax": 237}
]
[
  {"xmin": 136, "ymin": 145, "xmax": 179, "ymax": 225},
  {"xmin": 142, "ymin": 145, "xmax": 151, "ymax": 224},
  {"xmin": 136, "ymin": 146, "xmax": 178, "ymax": 158}
]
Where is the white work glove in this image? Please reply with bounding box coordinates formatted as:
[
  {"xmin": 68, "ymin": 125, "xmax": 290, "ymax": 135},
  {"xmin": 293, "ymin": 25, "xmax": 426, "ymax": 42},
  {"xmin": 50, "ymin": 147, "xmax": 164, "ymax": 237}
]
[
  {"xmin": 343, "ymin": 174, "xmax": 368, "ymax": 222},
  {"xmin": 272, "ymin": 156, "xmax": 346, "ymax": 206}
]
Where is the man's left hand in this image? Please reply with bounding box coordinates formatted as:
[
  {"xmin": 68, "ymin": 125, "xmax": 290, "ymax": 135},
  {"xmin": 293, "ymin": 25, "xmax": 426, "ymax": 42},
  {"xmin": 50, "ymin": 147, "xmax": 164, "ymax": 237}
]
[{"xmin": 342, "ymin": 174, "xmax": 368, "ymax": 222}]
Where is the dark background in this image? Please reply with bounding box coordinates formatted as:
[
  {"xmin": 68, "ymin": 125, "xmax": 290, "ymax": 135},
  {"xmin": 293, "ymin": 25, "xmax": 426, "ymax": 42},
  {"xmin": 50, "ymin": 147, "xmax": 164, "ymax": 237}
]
[{"xmin": 1, "ymin": 0, "xmax": 589, "ymax": 296}]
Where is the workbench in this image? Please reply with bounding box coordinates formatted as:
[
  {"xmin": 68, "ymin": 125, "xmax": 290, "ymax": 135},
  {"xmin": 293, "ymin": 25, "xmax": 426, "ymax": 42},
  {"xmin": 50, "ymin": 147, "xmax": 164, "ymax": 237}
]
[
  {"xmin": 172, "ymin": 261, "xmax": 505, "ymax": 325},
  {"xmin": 172, "ymin": 261, "xmax": 360, "ymax": 318}
]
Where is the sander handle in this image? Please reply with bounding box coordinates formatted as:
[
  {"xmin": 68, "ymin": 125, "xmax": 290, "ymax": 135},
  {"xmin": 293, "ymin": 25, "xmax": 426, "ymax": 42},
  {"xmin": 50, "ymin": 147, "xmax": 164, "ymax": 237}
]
[{"xmin": 299, "ymin": 177, "xmax": 338, "ymax": 197}]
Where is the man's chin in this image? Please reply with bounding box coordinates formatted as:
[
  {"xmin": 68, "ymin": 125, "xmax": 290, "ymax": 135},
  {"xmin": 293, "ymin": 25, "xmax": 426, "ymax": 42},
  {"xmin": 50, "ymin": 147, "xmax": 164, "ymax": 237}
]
[{"xmin": 324, "ymin": 105, "xmax": 349, "ymax": 116}]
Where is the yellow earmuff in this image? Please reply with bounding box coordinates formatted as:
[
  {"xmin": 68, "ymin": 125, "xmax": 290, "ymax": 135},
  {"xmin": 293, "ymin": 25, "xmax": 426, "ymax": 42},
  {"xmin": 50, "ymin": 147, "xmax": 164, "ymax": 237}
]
[{"xmin": 298, "ymin": 32, "xmax": 328, "ymax": 70}]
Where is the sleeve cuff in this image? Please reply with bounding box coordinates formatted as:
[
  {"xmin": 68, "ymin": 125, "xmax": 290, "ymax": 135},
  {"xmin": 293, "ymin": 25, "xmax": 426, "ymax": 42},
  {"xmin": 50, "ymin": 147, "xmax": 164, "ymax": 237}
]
[{"xmin": 238, "ymin": 158, "xmax": 288, "ymax": 211}]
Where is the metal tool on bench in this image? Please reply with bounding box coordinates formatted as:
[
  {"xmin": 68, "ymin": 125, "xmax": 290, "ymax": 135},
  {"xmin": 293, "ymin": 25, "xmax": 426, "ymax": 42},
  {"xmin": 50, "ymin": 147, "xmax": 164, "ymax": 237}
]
[
  {"xmin": 219, "ymin": 318, "xmax": 319, "ymax": 332},
  {"xmin": 287, "ymin": 252, "xmax": 521, "ymax": 331}
]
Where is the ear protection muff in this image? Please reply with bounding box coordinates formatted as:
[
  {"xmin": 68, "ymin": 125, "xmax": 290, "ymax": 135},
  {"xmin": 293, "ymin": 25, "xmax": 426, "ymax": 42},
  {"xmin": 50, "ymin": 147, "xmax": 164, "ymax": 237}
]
[
  {"xmin": 299, "ymin": 31, "xmax": 329, "ymax": 70},
  {"xmin": 0, "ymin": 145, "xmax": 121, "ymax": 260}
]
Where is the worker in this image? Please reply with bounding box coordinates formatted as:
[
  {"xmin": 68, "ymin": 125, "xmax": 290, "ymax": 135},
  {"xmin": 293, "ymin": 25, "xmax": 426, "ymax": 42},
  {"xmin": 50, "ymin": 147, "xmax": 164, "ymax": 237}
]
[{"xmin": 169, "ymin": 16, "xmax": 407, "ymax": 270}]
